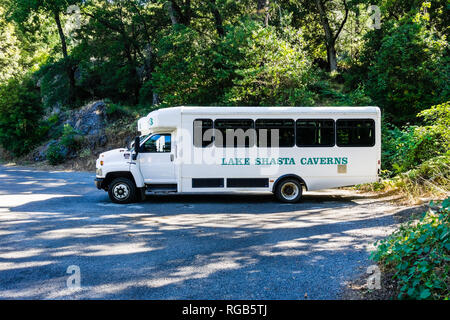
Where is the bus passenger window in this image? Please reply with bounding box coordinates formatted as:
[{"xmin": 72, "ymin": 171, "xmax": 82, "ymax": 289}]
[
  {"xmin": 214, "ymin": 119, "xmax": 254, "ymax": 148},
  {"xmin": 255, "ymin": 119, "xmax": 295, "ymax": 147},
  {"xmin": 336, "ymin": 119, "xmax": 375, "ymax": 147},
  {"xmin": 193, "ymin": 119, "xmax": 214, "ymax": 148},
  {"xmin": 296, "ymin": 119, "xmax": 335, "ymax": 147}
]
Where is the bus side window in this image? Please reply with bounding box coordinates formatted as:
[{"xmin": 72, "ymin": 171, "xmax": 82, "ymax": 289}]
[
  {"xmin": 141, "ymin": 134, "xmax": 171, "ymax": 153},
  {"xmin": 193, "ymin": 119, "xmax": 214, "ymax": 148},
  {"xmin": 255, "ymin": 119, "xmax": 295, "ymax": 147},
  {"xmin": 336, "ymin": 119, "xmax": 375, "ymax": 147},
  {"xmin": 296, "ymin": 119, "xmax": 335, "ymax": 147},
  {"xmin": 214, "ymin": 119, "xmax": 255, "ymax": 148}
]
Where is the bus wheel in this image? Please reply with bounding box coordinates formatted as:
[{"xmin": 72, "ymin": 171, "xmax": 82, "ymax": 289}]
[
  {"xmin": 275, "ymin": 179, "xmax": 302, "ymax": 203},
  {"xmin": 108, "ymin": 177, "xmax": 136, "ymax": 204}
]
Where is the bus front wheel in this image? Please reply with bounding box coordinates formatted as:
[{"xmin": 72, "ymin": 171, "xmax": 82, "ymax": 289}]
[
  {"xmin": 108, "ymin": 177, "xmax": 137, "ymax": 204},
  {"xmin": 275, "ymin": 179, "xmax": 303, "ymax": 203}
]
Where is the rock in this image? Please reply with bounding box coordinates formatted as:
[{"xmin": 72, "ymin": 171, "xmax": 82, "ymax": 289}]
[
  {"xmin": 33, "ymin": 140, "xmax": 56, "ymax": 162},
  {"xmin": 66, "ymin": 100, "xmax": 107, "ymax": 136},
  {"xmin": 86, "ymin": 134, "xmax": 108, "ymax": 149}
]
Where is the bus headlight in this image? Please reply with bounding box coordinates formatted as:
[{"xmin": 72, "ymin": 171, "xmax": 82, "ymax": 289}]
[{"xmin": 96, "ymin": 168, "xmax": 102, "ymax": 176}]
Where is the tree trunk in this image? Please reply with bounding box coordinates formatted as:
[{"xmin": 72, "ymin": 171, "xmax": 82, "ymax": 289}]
[
  {"xmin": 257, "ymin": 0, "xmax": 269, "ymax": 27},
  {"xmin": 327, "ymin": 44, "xmax": 338, "ymax": 72},
  {"xmin": 209, "ymin": 0, "xmax": 224, "ymax": 37},
  {"xmin": 314, "ymin": 0, "xmax": 348, "ymax": 72},
  {"xmin": 168, "ymin": 1, "xmax": 179, "ymax": 25},
  {"xmin": 54, "ymin": 10, "xmax": 76, "ymax": 103},
  {"xmin": 168, "ymin": 1, "xmax": 191, "ymax": 26}
]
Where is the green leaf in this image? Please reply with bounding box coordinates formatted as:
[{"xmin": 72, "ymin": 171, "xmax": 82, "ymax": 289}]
[{"xmin": 419, "ymin": 289, "xmax": 431, "ymax": 299}]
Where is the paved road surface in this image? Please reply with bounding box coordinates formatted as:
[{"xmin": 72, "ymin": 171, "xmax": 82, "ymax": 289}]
[{"xmin": 0, "ymin": 165, "xmax": 402, "ymax": 299}]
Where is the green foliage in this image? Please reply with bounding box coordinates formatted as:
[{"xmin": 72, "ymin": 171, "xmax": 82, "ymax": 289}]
[
  {"xmin": 418, "ymin": 101, "xmax": 450, "ymax": 143},
  {"xmin": 383, "ymin": 125, "xmax": 448, "ymax": 174},
  {"xmin": 151, "ymin": 25, "xmax": 218, "ymax": 106},
  {"xmin": 152, "ymin": 21, "xmax": 320, "ymax": 107},
  {"xmin": 79, "ymin": 148, "xmax": 91, "ymax": 159},
  {"xmin": 0, "ymin": 4, "xmax": 21, "ymax": 82},
  {"xmin": 382, "ymin": 102, "xmax": 450, "ymax": 174},
  {"xmin": 46, "ymin": 142, "xmax": 66, "ymax": 165},
  {"xmin": 0, "ymin": 75, "xmax": 45, "ymax": 156},
  {"xmin": 365, "ymin": 20, "xmax": 448, "ymax": 123},
  {"xmin": 60, "ymin": 123, "xmax": 82, "ymax": 150},
  {"xmin": 371, "ymin": 197, "xmax": 450, "ymax": 300},
  {"xmin": 221, "ymin": 22, "xmax": 317, "ymax": 106},
  {"xmin": 313, "ymin": 79, "xmax": 373, "ymax": 106},
  {"xmin": 37, "ymin": 59, "xmax": 71, "ymax": 109},
  {"xmin": 391, "ymin": 153, "xmax": 450, "ymax": 198}
]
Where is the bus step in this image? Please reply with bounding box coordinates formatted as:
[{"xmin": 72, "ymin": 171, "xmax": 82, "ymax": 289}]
[{"xmin": 145, "ymin": 184, "xmax": 177, "ymax": 194}]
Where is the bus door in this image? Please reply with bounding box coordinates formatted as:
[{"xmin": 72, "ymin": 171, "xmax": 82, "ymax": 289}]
[{"xmin": 138, "ymin": 133, "xmax": 176, "ymax": 183}]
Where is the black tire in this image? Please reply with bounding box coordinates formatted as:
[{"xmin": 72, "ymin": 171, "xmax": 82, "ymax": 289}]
[
  {"xmin": 108, "ymin": 177, "xmax": 137, "ymax": 204},
  {"xmin": 275, "ymin": 178, "xmax": 303, "ymax": 203}
]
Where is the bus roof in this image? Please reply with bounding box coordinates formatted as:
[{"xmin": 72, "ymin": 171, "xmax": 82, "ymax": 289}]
[
  {"xmin": 138, "ymin": 106, "xmax": 380, "ymax": 134},
  {"xmin": 174, "ymin": 106, "xmax": 380, "ymax": 115}
]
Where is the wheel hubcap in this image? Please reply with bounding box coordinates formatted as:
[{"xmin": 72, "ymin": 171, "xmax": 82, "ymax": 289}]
[
  {"xmin": 113, "ymin": 183, "xmax": 129, "ymax": 200},
  {"xmin": 281, "ymin": 182, "xmax": 299, "ymax": 200}
]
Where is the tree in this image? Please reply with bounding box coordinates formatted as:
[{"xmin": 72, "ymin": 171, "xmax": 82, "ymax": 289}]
[
  {"xmin": 0, "ymin": 75, "xmax": 44, "ymax": 156},
  {"xmin": 8, "ymin": 0, "xmax": 81, "ymax": 104},
  {"xmin": 366, "ymin": 20, "xmax": 448, "ymax": 123},
  {"xmin": 0, "ymin": 3, "xmax": 21, "ymax": 82},
  {"xmin": 313, "ymin": 0, "xmax": 349, "ymax": 72}
]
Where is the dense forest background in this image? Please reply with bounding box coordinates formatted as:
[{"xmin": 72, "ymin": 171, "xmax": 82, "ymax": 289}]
[{"xmin": 0, "ymin": 0, "xmax": 448, "ymax": 196}]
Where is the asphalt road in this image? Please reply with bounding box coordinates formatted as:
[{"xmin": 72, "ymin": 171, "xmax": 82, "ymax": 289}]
[{"xmin": 0, "ymin": 165, "xmax": 401, "ymax": 299}]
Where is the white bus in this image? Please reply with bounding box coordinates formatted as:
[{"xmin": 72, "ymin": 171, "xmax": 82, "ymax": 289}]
[{"xmin": 95, "ymin": 106, "xmax": 381, "ymax": 203}]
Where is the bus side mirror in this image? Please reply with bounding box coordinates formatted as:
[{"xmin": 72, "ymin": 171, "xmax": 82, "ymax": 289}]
[{"xmin": 132, "ymin": 136, "xmax": 140, "ymax": 160}]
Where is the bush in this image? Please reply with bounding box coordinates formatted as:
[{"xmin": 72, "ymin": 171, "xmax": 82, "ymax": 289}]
[
  {"xmin": 46, "ymin": 142, "xmax": 67, "ymax": 165},
  {"xmin": 105, "ymin": 103, "xmax": 134, "ymax": 121},
  {"xmin": 382, "ymin": 102, "xmax": 450, "ymax": 174},
  {"xmin": 371, "ymin": 197, "xmax": 450, "ymax": 300},
  {"xmin": 392, "ymin": 154, "xmax": 450, "ymax": 199},
  {"xmin": 60, "ymin": 124, "xmax": 83, "ymax": 150},
  {"xmin": 0, "ymin": 75, "xmax": 45, "ymax": 156}
]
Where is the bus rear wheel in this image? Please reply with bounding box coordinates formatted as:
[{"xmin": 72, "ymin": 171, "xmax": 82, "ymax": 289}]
[
  {"xmin": 275, "ymin": 179, "xmax": 303, "ymax": 203},
  {"xmin": 108, "ymin": 177, "xmax": 137, "ymax": 204}
]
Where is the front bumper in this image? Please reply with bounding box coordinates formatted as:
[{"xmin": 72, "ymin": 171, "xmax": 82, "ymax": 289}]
[{"xmin": 95, "ymin": 177, "xmax": 104, "ymax": 189}]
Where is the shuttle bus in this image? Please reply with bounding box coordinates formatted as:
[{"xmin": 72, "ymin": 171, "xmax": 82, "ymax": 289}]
[{"xmin": 94, "ymin": 106, "xmax": 381, "ymax": 203}]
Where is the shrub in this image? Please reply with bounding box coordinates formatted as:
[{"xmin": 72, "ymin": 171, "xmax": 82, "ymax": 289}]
[
  {"xmin": 60, "ymin": 124, "xmax": 83, "ymax": 150},
  {"xmin": 392, "ymin": 154, "xmax": 450, "ymax": 199},
  {"xmin": 79, "ymin": 148, "xmax": 91, "ymax": 159},
  {"xmin": 371, "ymin": 197, "xmax": 450, "ymax": 300},
  {"xmin": 46, "ymin": 142, "xmax": 67, "ymax": 165},
  {"xmin": 382, "ymin": 102, "xmax": 450, "ymax": 174},
  {"xmin": 105, "ymin": 103, "xmax": 134, "ymax": 121}
]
